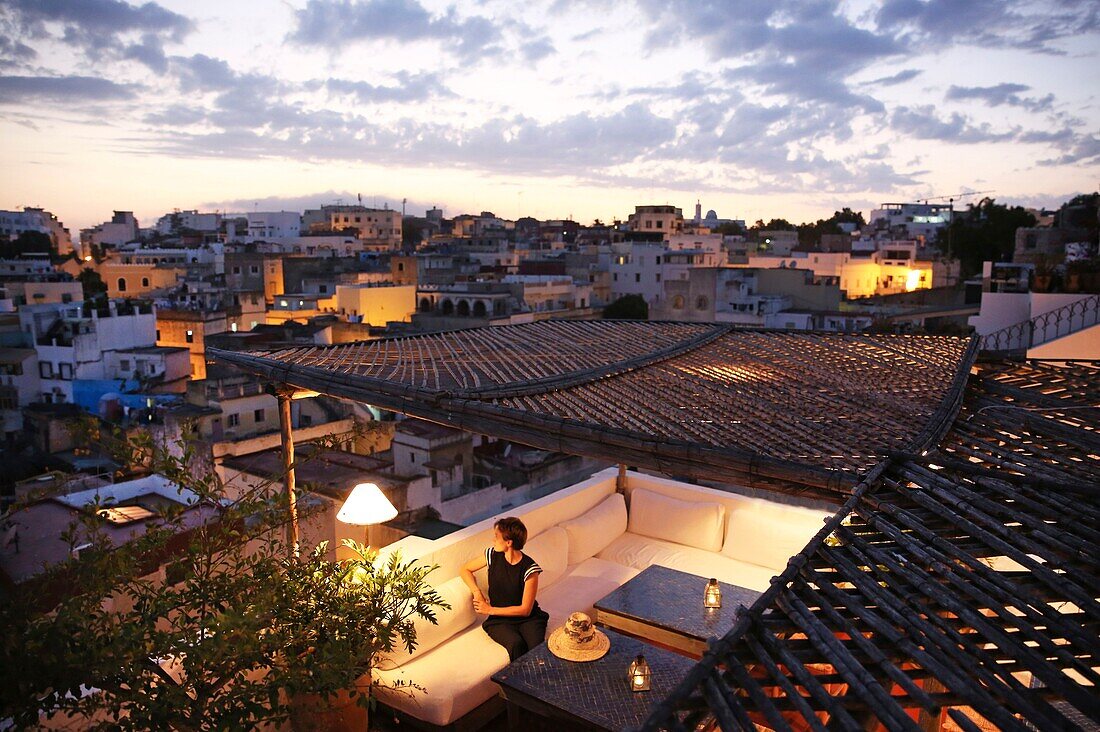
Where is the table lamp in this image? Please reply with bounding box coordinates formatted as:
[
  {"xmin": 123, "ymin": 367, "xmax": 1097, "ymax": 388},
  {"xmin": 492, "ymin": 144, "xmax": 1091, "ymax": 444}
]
[{"xmin": 337, "ymin": 482, "xmax": 398, "ymax": 549}]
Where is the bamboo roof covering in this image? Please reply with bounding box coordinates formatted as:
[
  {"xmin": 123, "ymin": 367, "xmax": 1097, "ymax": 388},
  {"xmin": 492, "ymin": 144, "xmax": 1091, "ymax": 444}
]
[
  {"xmin": 640, "ymin": 359, "xmax": 1100, "ymax": 732},
  {"xmin": 210, "ymin": 323, "xmax": 976, "ymax": 500}
]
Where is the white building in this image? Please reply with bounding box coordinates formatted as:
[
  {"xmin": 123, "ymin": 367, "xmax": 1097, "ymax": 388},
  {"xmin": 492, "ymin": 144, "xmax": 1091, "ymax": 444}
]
[
  {"xmin": 155, "ymin": 210, "xmax": 222, "ymax": 236},
  {"xmin": 869, "ymin": 202, "xmax": 952, "ymax": 242},
  {"xmin": 609, "ymin": 241, "xmax": 721, "ymax": 306},
  {"xmin": 0, "ymin": 347, "xmax": 40, "ymax": 435},
  {"xmin": 81, "ymin": 211, "xmax": 139, "ymax": 252},
  {"xmin": 19, "ymin": 300, "xmax": 158, "ymax": 403},
  {"xmin": 245, "ymin": 211, "xmax": 301, "ymax": 239},
  {"xmin": 0, "ymin": 208, "xmax": 74, "ymax": 255},
  {"xmin": 502, "ymin": 275, "xmax": 592, "ymax": 312}
]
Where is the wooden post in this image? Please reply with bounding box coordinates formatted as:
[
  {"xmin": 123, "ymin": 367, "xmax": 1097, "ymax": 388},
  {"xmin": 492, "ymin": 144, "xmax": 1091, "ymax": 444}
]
[
  {"xmin": 277, "ymin": 388, "xmax": 299, "ymax": 558},
  {"xmin": 616, "ymin": 463, "xmax": 627, "ymax": 493}
]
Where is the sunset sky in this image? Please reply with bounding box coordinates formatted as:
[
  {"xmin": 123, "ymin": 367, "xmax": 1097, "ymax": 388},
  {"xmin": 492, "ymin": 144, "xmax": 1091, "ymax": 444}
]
[{"xmin": 1, "ymin": 0, "xmax": 1097, "ymax": 235}]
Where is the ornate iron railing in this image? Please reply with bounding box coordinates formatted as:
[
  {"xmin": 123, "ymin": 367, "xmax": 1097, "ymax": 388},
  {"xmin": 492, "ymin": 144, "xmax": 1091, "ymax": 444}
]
[{"xmin": 981, "ymin": 293, "xmax": 1100, "ymax": 352}]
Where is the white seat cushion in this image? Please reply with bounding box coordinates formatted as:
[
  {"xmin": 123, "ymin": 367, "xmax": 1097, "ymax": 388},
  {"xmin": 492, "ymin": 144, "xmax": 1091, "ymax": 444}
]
[
  {"xmin": 373, "ymin": 622, "xmax": 510, "ymax": 726},
  {"xmin": 597, "ymin": 532, "xmax": 780, "ymax": 593},
  {"xmin": 627, "ymin": 488, "xmax": 726, "ymax": 552},
  {"xmin": 380, "ymin": 576, "xmax": 477, "ymax": 668},
  {"xmin": 558, "ymin": 492, "xmax": 627, "ymax": 565},
  {"xmin": 722, "ymin": 503, "xmax": 827, "ymax": 571},
  {"xmin": 538, "ymin": 557, "xmax": 640, "ymax": 633},
  {"xmin": 523, "ymin": 526, "xmax": 568, "ymax": 589}
]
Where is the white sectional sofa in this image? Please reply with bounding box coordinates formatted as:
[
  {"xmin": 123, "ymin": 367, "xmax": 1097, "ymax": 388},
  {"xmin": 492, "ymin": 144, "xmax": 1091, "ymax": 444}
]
[{"xmin": 372, "ymin": 468, "xmax": 831, "ymax": 730}]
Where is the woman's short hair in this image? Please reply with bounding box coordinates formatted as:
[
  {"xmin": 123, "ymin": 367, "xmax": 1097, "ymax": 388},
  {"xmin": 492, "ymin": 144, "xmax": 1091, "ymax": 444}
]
[{"xmin": 494, "ymin": 517, "xmax": 528, "ymax": 550}]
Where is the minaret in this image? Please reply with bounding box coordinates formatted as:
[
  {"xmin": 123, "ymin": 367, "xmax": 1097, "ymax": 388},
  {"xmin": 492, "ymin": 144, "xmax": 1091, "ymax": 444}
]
[{"xmin": 695, "ymin": 199, "xmax": 702, "ymax": 224}]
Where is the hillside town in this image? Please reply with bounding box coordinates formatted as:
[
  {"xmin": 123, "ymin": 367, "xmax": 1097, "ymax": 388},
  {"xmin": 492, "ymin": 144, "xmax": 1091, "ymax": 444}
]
[{"xmin": 2, "ymin": 193, "xmax": 1098, "ymax": 546}]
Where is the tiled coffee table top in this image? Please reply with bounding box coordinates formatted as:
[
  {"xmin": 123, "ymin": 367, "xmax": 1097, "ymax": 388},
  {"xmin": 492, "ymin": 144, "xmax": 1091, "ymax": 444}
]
[
  {"xmin": 595, "ymin": 565, "xmax": 763, "ymax": 643},
  {"xmin": 491, "ymin": 628, "xmax": 694, "ymax": 731}
]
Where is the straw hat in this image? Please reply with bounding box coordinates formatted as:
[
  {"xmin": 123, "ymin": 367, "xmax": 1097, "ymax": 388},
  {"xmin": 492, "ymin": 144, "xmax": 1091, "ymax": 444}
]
[{"xmin": 547, "ymin": 612, "xmax": 610, "ymax": 662}]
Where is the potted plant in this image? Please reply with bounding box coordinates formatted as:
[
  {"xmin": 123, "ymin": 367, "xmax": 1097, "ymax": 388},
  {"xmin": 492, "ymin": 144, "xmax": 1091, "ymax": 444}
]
[{"xmin": 276, "ymin": 540, "xmax": 448, "ymax": 732}]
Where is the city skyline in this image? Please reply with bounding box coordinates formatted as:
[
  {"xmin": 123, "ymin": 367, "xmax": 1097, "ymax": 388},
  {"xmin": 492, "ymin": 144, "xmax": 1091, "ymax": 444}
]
[{"xmin": 1, "ymin": 0, "xmax": 1098, "ymax": 234}]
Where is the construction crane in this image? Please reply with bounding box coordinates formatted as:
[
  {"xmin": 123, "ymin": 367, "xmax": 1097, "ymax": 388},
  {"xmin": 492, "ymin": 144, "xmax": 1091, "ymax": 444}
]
[{"xmin": 916, "ymin": 190, "xmax": 995, "ymax": 205}]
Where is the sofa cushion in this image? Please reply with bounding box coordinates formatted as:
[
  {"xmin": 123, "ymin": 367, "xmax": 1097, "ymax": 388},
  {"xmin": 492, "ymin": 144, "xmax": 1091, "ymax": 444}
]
[
  {"xmin": 627, "ymin": 488, "xmax": 726, "ymax": 552},
  {"xmin": 523, "ymin": 526, "xmax": 568, "ymax": 589},
  {"xmin": 558, "ymin": 492, "xmax": 627, "ymax": 565},
  {"xmin": 381, "ymin": 576, "xmax": 477, "ymax": 669},
  {"xmin": 722, "ymin": 502, "xmax": 827, "ymax": 571},
  {"xmin": 597, "ymin": 532, "xmax": 780, "ymax": 593},
  {"xmin": 373, "ymin": 622, "xmax": 509, "ymax": 726},
  {"xmin": 538, "ymin": 557, "xmax": 640, "ymax": 633}
]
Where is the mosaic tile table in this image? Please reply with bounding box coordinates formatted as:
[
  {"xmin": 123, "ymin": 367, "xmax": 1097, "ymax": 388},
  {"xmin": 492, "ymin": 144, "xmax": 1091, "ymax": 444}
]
[
  {"xmin": 491, "ymin": 628, "xmax": 694, "ymax": 732},
  {"xmin": 593, "ymin": 565, "xmax": 763, "ymax": 657}
]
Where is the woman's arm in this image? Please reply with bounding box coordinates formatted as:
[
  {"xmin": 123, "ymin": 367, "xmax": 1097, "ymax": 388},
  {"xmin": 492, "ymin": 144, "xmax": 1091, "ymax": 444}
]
[
  {"xmin": 460, "ymin": 555, "xmax": 487, "ymax": 602},
  {"xmin": 476, "ymin": 574, "xmax": 539, "ymax": 617}
]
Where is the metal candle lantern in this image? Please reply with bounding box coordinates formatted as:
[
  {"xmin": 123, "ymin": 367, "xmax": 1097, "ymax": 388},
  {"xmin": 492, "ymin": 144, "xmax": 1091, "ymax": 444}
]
[
  {"xmin": 628, "ymin": 654, "xmax": 651, "ymax": 692},
  {"xmin": 704, "ymin": 577, "xmax": 722, "ymax": 608}
]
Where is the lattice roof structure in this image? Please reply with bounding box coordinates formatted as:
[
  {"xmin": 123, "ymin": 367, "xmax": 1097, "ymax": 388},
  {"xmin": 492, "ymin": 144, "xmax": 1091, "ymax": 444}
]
[
  {"xmin": 210, "ymin": 325, "xmax": 1098, "ymax": 730},
  {"xmin": 210, "ymin": 322, "xmax": 976, "ymax": 501},
  {"xmin": 640, "ymin": 359, "xmax": 1100, "ymax": 731}
]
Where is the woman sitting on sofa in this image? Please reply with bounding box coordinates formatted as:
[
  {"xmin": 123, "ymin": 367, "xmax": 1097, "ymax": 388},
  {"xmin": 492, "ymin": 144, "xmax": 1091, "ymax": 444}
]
[{"xmin": 460, "ymin": 516, "xmax": 549, "ymax": 661}]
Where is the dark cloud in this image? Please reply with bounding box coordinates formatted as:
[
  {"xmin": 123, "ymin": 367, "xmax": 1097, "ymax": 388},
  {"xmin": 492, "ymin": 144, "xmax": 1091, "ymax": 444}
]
[
  {"xmin": 1, "ymin": 0, "xmax": 193, "ymax": 67},
  {"xmin": 0, "ymin": 74, "xmax": 137, "ymax": 103},
  {"xmin": 1037, "ymin": 134, "xmax": 1100, "ymax": 166},
  {"xmin": 946, "ymin": 83, "xmax": 1054, "ymax": 112},
  {"xmin": 324, "ymin": 72, "xmax": 452, "ymax": 104},
  {"xmin": 636, "ymin": 0, "xmax": 899, "ymax": 111},
  {"xmin": 868, "ymin": 69, "xmax": 922, "ymax": 86},
  {"xmin": 201, "ymin": 190, "xmax": 434, "ymax": 216},
  {"xmin": 0, "ymin": 32, "xmax": 37, "ymax": 68},
  {"xmin": 890, "ymin": 105, "xmax": 1018, "ymax": 143},
  {"xmin": 875, "ymin": 0, "xmax": 1098, "ymax": 54},
  {"xmin": 289, "ymin": 0, "xmax": 507, "ymax": 62}
]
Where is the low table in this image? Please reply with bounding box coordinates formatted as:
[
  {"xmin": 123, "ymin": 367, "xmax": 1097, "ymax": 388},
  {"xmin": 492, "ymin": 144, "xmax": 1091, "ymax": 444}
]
[
  {"xmin": 594, "ymin": 565, "xmax": 763, "ymax": 657},
  {"xmin": 491, "ymin": 628, "xmax": 694, "ymax": 732}
]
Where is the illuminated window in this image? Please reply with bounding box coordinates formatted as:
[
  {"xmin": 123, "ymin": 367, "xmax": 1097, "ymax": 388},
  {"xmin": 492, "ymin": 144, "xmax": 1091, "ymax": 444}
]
[{"xmin": 99, "ymin": 505, "xmax": 155, "ymax": 525}]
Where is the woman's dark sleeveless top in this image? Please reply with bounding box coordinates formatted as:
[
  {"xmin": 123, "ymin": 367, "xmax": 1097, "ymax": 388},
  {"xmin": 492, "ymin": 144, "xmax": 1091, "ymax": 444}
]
[{"xmin": 482, "ymin": 547, "xmax": 547, "ymax": 626}]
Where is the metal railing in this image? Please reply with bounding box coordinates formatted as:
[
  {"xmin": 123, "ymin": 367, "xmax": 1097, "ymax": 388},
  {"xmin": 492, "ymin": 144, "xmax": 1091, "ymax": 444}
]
[{"xmin": 980, "ymin": 293, "xmax": 1100, "ymax": 352}]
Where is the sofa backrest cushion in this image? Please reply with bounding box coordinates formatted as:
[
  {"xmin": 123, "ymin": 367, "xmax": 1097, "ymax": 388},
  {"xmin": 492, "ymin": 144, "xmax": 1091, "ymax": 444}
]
[
  {"xmin": 384, "ymin": 575, "xmax": 477, "ymax": 668},
  {"xmin": 722, "ymin": 502, "xmax": 826, "ymax": 571},
  {"xmin": 559, "ymin": 492, "xmax": 627, "ymax": 565},
  {"xmin": 627, "ymin": 487, "xmax": 726, "ymax": 552},
  {"xmin": 523, "ymin": 526, "xmax": 568, "ymax": 588}
]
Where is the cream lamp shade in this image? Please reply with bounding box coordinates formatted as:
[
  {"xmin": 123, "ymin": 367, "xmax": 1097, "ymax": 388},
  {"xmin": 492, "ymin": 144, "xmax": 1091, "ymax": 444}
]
[{"xmin": 337, "ymin": 483, "xmax": 398, "ymax": 526}]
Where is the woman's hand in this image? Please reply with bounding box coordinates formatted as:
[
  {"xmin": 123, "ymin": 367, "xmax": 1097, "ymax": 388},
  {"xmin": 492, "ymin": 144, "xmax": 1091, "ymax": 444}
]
[{"xmin": 473, "ymin": 597, "xmax": 492, "ymax": 615}]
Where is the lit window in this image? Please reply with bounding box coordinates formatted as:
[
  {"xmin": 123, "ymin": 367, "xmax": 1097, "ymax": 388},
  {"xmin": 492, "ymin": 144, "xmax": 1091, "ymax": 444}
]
[{"xmin": 185, "ymin": 330, "xmax": 194, "ymax": 343}]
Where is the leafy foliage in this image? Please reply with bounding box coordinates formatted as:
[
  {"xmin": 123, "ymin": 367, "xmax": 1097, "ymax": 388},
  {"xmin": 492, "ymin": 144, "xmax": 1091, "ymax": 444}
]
[
  {"xmin": 78, "ymin": 267, "xmax": 108, "ymax": 302},
  {"xmin": 935, "ymin": 198, "xmax": 1037, "ymax": 278},
  {"xmin": 0, "ymin": 430, "xmax": 446, "ymax": 730},
  {"xmin": 602, "ymin": 294, "xmax": 649, "ymax": 320}
]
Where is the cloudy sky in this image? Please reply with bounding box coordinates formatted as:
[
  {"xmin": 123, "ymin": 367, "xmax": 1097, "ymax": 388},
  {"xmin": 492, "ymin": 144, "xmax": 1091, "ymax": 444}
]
[{"xmin": 1, "ymin": 0, "xmax": 1097, "ymax": 234}]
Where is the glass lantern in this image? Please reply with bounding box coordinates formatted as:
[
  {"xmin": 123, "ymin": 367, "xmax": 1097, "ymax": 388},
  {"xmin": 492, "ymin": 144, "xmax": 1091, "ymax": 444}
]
[
  {"xmin": 628, "ymin": 654, "xmax": 651, "ymax": 692},
  {"xmin": 704, "ymin": 578, "xmax": 722, "ymax": 608}
]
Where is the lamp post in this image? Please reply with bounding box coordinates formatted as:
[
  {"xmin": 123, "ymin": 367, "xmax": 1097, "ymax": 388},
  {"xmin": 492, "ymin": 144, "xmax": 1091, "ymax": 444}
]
[{"xmin": 337, "ymin": 482, "xmax": 398, "ymax": 551}]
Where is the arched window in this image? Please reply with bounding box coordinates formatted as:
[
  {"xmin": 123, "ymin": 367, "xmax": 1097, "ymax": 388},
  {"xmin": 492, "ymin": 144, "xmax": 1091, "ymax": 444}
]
[
  {"xmin": 457, "ymin": 300, "xmax": 470, "ymax": 317},
  {"xmin": 441, "ymin": 299, "xmax": 454, "ymax": 315},
  {"xmin": 672, "ymin": 295, "xmax": 685, "ymax": 309},
  {"xmin": 141, "ymin": 277, "xmax": 150, "ymax": 287},
  {"xmin": 419, "ymin": 297, "xmax": 432, "ymax": 312},
  {"xmin": 117, "ymin": 277, "xmax": 127, "ymax": 292},
  {"xmin": 695, "ymin": 296, "xmax": 708, "ymax": 311},
  {"xmin": 472, "ymin": 301, "xmax": 486, "ymax": 317}
]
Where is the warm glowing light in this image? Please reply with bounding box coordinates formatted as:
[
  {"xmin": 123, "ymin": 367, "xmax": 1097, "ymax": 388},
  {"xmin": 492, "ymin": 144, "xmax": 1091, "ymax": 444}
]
[
  {"xmin": 337, "ymin": 483, "xmax": 398, "ymax": 526},
  {"xmin": 905, "ymin": 269, "xmax": 922, "ymax": 292},
  {"xmin": 704, "ymin": 578, "xmax": 722, "ymax": 608},
  {"xmin": 628, "ymin": 654, "xmax": 651, "ymax": 692}
]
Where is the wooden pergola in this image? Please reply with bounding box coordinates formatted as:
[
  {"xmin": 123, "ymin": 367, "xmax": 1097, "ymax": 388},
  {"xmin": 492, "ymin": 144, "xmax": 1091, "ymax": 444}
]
[
  {"xmin": 209, "ymin": 324, "xmax": 1097, "ymax": 729},
  {"xmin": 210, "ymin": 322, "xmax": 977, "ymax": 502},
  {"xmin": 640, "ymin": 360, "xmax": 1100, "ymax": 731}
]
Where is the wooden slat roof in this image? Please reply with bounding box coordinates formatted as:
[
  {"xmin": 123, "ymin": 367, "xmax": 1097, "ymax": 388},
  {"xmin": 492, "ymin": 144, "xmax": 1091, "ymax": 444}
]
[
  {"xmin": 210, "ymin": 323, "xmax": 977, "ymax": 501},
  {"xmin": 640, "ymin": 359, "xmax": 1100, "ymax": 731}
]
